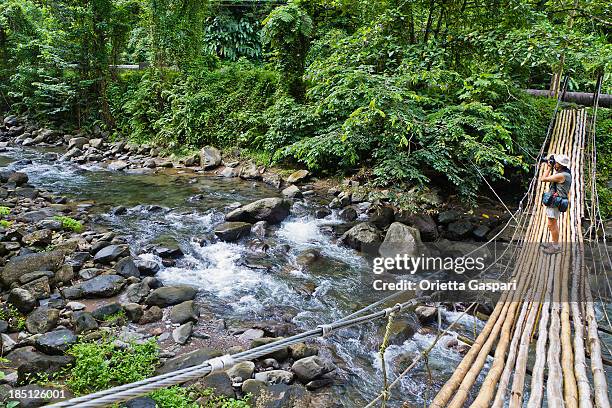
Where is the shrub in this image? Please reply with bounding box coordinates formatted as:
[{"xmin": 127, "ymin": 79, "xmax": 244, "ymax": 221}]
[
  {"xmin": 66, "ymin": 338, "xmax": 159, "ymax": 395},
  {"xmin": 54, "ymin": 216, "xmax": 83, "ymax": 232}
]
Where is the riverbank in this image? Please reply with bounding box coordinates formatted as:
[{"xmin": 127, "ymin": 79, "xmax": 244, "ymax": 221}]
[{"xmin": 0, "ymin": 116, "xmax": 507, "ymax": 407}]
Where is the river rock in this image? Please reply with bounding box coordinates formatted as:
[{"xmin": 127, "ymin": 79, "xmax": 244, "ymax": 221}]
[
  {"xmin": 472, "ymin": 224, "xmax": 490, "ymax": 241},
  {"xmin": 282, "ymin": 185, "xmax": 302, "ymax": 199},
  {"xmin": 286, "ymin": 170, "xmax": 309, "ymax": 184},
  {"xmin": 415, "ymin": 305, "xmax": 438, "ymax": 324},
  {"xmin": 92, "ymin": 303, "xmax": 122, "ymax": 320},
  {"xmin": 339, "ymin": 206, "xmax": 358, "ymax": 221},
  {"xmin": 262, "ymin": 172, "xmax": 282, "ymax": 188},
  {"xmin": 155, "ymin": 347, "xmax": 222, "ymax": 375},
  {"xmin": 62, "ymin": 275, "xmax": 125, "ymax": 299},
  {"xmin": 68, "ymin": 137, "xmax": 88, "ymax": 149},
  {"xmin": 250, "ymin": 337, "xmax": 289, "ymax": 361},
  {"xmin": 447, "ymin": 220, "xmax": 474, "ymax": 240},
  {"xmin": 73, "ymin": 311, "xmax": 99, "ymax": 333},
  {"xmin": 8, "ymin": 288, "xmax": 37, "ymax": 313},
  {"xmin": 16, "ymin": 353, "xmax": 74, "ymax": 384},
  {"xmin": 172, "ymin": 321, "xmax": 193, "ymax": 344},
  {"xmin": 108, "ymin": 160, "xmax": 129, "ymax": 171},
  {"xmin": 289, "ymin": 343, "xmax": 318, "ymax": 360},
  {"xmin": 153, "ymin": 244, "xmax": 183, "ymax": 259},
  {"xmin": 378, "ymin": 222, "xmax": 422, "ymax": 259},
  {"xmin": 79, "ymin": 268, "xmax": 102, "ymax": 280},
  {"xmin": 239, "ymin": 163, "xmax": 260, "ymax": 180},
  {"xmin": 214, "ymin": 221, "xmax": 252, "ymax": 242},
  {"xmin": 438, "ymin": 210, "xmax": 460, "ymax": 224},
  {"xmin": 339, "ymin": 222, "xmax": 382, "ymax": 253},
  {"xmin": 169, "ymin": 300, "xmax": 199, "ymax": 324},
  {"xmin": 227, "ymin": 361, "xmax": 255, "ymax": 381},
  {"xmin": 21, "ymin": 276, "xmax": 51, "ymax": 300},
  {"xmin": 123, "ymin": 303, "xmax": 143, "ymax": 322},
  {"xmin": 114, "ymin": 256, "xmax": 140, "ymax": 278},
  {"xmin": 368, "ymin": 206, "xmax": 395, "ymax": 229},
  {"xmin": 254, "ymin": 370, "xmax": 294, "ymax": 385},
  {"xmin": 200, "ymin": 146, "xmax": 222, "ymax": 169},
  {"xmin": 25, "ymin": 307, "xmax": 59, "ymax": 334},
  {"xmin": 35, "ymin": 329, "xmax": 77, "ymax": 354},
  {"xmin": 89, "ymin": 138, "xmax": 103, "ymax": 148},
  {"xmin": 401, "ymin": 213, "xmax": 438, "ymax": 242},
  {"xmin": 296, "ymin": 249, "xmax": 320, "ymax": 267},
  {"xmin": 8, "ymin": 171, "xmax": 28, "ymax": 186},
  {"xmin": 220, "ymin": 166, "xmax": 239, "ymax": 178},
  {"xmin": 21, "ymin": 229, "xmax": 53, "ymax": 247},
  {"xmin": 139, "ymin": 306, "xmax": 162, "ymax": 324},
  {"xmin": 225, "ymin": 197, "xmax": 291, "ymax": 224},
  {"xmin": 291, "ymin": 356, "xmax": 335, "ymax": 383},
  {"xmin": 145, "ymin": 285, "xmax": 197, "ymax": 307},
  {"xmin": 93, "ymin": 244, "xmax": 129, "ymax": 264},
  {"xmin": 1, "ymin": 250, "xmax": 64, "ymax": 286},
  {"xmin": 135, "ymin": 259, "xmax": 159, "ymax": 276}
]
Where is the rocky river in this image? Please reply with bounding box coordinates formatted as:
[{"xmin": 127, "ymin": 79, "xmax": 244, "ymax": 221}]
[{"xmin": 0, "ymin": 117, "xmax": 608, "ymax": 407}]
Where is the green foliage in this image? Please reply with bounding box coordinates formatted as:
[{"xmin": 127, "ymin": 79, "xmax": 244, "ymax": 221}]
[
  {"xmin": 66, "ymin": 337, "xmax": 159, "ymax": 395},
  {"xmin": 262, "ymin": 3, "xmax": 312, "ymax": 99},
  {"xmin": 203, "ymin": 6, "xmax": 266, "ymax": 61},
  {"xmin": 109, "ymin": 62, "xmax": 278, "ymax": 148},
  {"xmin": 0, "ymin": 206, "xmax": 11, "ymax": 216},
  {"xmin": 151, "ymin": 386, "xmax": 198, "ymax": 408},
  {"xmin": 3, "ymin": 0, "xmax": 610, "ymax": 202},
  {"xmin": 151, "ymin": 386, "xmax": 250, "ymax": 408},
  {"xmin": 54, "ymin": 216, "xmax": 83, "ymax": 232}
]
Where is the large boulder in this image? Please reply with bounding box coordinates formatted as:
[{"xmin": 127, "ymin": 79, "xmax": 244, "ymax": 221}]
[
  {"xmin": 1, "ymin": 251, "xmax": 64, "ymax": 286},
  {"xmin": 291, "ymin": 356, "xmax": 335, "ymax": 383},
  {"xmin": 214, "ymin": 222, "xmax": 252, "ymax": 242},
  {"xmin": 145, "ymin": 285, "xmax": 197, "ymax": 307},
  {"xmin": 340, "ymin": 223, "xmax": 382, "ymax": 254},
  {"xmin": 378, "ymin": 222, "xmax": 422, "ymax": 259},
  {"xmin": 22, "ymin": 229, "xmax": 53, "ymax": 247},
  {"xmin": 62, "ymin": 275, "xmax": 125, "ymax": 299},
  {"xmin": 200, "ymin": 146, "xmax": 222, "ymax": 170},
  {"xmin": 225, "ymin": 198, "xmax": 291, "ymax": 224}
]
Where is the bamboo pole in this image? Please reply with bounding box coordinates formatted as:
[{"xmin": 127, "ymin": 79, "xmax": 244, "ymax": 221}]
[{"xmin": 570, "ymin": 109, "xmax": 592, "ymax": 408}]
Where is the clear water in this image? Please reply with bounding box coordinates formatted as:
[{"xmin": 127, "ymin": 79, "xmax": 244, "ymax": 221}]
[{"xmin": 3, "ymin": 146, "xmax": 610, "ymax": 407}]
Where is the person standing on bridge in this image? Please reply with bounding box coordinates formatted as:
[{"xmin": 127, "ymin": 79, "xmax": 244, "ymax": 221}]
[{"xmin": 540, "ymin": 154, "xmax": 572, "ymax": 254}]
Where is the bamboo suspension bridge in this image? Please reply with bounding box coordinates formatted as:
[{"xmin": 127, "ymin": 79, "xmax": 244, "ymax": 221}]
[
  {"xmin": 430, "ymin": 106, "xmax": 610, "ymax": 408},
  {"xmin": 45, "ymin": 85, "xmax": 611, "ymax": 407}
]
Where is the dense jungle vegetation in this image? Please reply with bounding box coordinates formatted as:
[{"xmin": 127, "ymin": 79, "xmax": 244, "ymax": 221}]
[{"xmin": 0, "ymin": 0, "xmax": 610, "ymax": 205}]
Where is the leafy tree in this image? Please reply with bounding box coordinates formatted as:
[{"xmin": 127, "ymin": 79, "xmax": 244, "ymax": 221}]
[{"xmin": 262, "ymin": 2, "xmax": 312, "ymax": 100}]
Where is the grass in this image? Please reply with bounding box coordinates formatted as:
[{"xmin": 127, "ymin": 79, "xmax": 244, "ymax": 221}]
[{"xmin": 54, "ymin": 216, "xmax": 84, "ymax": 232}]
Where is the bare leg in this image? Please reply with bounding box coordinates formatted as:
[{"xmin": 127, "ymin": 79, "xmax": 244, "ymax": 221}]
[{"xmin": 548, "ymin": 217, "xmax": 559, "ymax": 244}]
